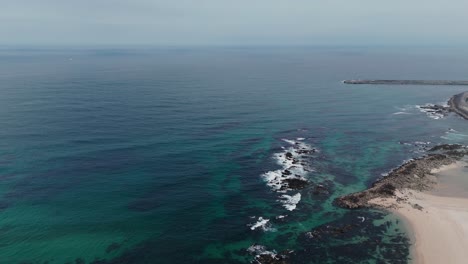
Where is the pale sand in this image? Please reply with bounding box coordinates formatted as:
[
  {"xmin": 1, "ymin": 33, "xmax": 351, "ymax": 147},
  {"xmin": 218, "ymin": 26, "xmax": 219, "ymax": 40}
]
[{"xmin": 370, "ymin": 161, "xmax": 468, "ymax": 264}]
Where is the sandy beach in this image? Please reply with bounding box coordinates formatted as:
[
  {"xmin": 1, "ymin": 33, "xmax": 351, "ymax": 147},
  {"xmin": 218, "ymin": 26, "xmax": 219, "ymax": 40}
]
[{"xmin": 370, "ymin": 161, "xmax": 468, "ymax": 264}]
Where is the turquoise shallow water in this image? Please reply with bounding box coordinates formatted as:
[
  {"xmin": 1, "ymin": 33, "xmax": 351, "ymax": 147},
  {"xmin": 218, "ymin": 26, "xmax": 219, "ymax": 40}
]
[{"xmin": 1, "ymin": 47, "xmax": 468, "ymax": 263}]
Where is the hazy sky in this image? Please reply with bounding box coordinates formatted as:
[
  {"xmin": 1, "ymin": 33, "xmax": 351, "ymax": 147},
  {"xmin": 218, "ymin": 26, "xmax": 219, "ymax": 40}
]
[{"xmin": 2, "ymin": 0, "xmax": 467, "ymax": 46}]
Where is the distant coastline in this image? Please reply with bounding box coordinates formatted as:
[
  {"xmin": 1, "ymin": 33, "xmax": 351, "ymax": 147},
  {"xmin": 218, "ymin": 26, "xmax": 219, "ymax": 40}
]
[{"xmin": 343, "ymin": 80, "xmax": 468, "ymax": 85}]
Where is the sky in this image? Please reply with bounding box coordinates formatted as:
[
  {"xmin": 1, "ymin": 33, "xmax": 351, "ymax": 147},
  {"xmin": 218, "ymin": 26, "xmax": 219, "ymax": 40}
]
[{"xmin": 1, "ymin": 0, "xmax": 468, "ymax": 46}]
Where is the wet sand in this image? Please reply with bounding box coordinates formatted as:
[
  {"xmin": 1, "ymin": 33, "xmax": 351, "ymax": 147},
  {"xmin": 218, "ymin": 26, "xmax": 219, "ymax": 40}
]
[{"xmin": 370, "ymin": 161, "xmax": 468, "ymax": 264}]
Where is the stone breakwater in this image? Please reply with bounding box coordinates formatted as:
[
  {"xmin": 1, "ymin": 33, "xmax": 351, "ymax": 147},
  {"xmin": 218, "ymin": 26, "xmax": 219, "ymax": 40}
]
[
  {"xmin": 335, "ymin": 144, "xmax": 468, "ymax": 209},
  {"xmin": 343, "ymin": 80, "xmax": 468, "ymax": 85}
]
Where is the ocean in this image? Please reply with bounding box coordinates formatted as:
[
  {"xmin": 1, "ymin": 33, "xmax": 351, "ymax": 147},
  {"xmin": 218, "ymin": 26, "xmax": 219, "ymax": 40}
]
[{"xmin": 1, "ymin": 46, "xmax": 468, "ymax": 263}]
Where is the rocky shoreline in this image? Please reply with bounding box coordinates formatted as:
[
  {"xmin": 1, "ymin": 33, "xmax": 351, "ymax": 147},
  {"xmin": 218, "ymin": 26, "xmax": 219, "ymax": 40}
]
[
  {"xmin": 404, "ymin": 91, "xmax": 468, "ymax": 120},
  {"xmin": 340, "ymin": 90, "xmax": 468, "ymax": 207},
  {"xmin": 448, "ymin": 91, "xmax": 468, "ymax": 119},
  {"xmin": 335, "ymin": 144, "xmax": 468, "ymax": 209}
]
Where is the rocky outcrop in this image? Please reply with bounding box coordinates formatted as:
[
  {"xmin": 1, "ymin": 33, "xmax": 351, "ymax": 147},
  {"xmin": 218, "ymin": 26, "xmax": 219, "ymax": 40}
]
[
  {"xmin": 448, "ymin": 91, "xmax": 468, "ymax": 120},
  {"xmin": 418, "ymin": 104, "xmax": 451, "ymax": 117},
  {"xmin": 335, "ymin": 144, "xmax": 468, "ymax": 209},
  {"xmin": 415, "ymin": 91, "xmax": 468, "ymax": 120}
]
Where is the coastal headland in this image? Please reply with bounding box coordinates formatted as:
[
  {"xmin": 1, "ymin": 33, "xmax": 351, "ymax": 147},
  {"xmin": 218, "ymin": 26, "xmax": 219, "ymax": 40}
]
[
  {"xmin": 343, "ymin": 80, "xmax": 468, "ymax": 85},
  {"xmin": 335, "ymin": 144, "xmax": 468, "ymax": 264},
  {"xmin": 333, "ymin": 88, "xmax": 468, "ymax": 263},
  {"xmin": 335, "ymin": 144, "xmax": 468, "ymax": 209},
  {"xmin": 448, "ymin": 91, "xmax": 468, "ymax": 119}
]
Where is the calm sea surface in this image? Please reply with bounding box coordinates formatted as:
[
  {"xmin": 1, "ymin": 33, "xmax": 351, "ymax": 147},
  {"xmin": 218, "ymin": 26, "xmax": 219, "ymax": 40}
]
[{"xmin": 1, "ymin": 47, "xmax": 468, "ymax": 263}]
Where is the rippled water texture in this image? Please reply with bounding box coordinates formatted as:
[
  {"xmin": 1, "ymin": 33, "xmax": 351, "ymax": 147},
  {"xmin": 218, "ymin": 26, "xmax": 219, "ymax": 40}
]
[{"xmin": 1, "ymin": 47, "xmax": 468, "ymax": 263}]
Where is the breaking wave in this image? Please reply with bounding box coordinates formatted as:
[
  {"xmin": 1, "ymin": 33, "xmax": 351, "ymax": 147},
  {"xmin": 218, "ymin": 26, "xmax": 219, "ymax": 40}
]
[{"xmin": 260, "ymin": 138, "xmax": 317, "ymax": 211}]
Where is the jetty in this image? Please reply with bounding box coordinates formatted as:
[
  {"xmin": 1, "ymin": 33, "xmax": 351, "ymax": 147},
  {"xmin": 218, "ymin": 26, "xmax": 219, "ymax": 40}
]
[{"xmin": 343, "ymin": 80, "xmax": 468, "ymax": 86}]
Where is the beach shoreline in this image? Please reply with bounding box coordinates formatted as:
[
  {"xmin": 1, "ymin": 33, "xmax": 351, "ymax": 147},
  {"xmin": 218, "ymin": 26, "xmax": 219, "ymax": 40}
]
[{"xmin": 370, "ymin": 162, "xmax": 468, "ymax": 264}]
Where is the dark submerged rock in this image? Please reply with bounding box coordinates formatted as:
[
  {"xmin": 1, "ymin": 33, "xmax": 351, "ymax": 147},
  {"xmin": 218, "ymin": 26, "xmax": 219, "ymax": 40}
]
[
  {"xmin": 419, "ymin": 104, "xmax": 450, "ymax": 117},
  {"xmin": 282, "ymin": 178, "xmax": 308, "ymax": 190},
  {"xmin": 304, "ymin": 224, "xmax": 356, "ymax": 240},
  {"xmin": 254, "ymin": 254, "xmax": 289, "ymax": 264},
  {"xmin": 106, "ymin": 242, "xmax": 122, "ymax": 254},
  {"xmin": 312, "ymin": 184, "xmax": 329, "ymax": 196}
]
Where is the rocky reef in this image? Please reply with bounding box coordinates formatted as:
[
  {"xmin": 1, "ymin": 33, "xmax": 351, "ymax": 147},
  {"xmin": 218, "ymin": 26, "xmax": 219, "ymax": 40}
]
[
  {"xmin": 335, "ymin": 144, "xmax": 468, "ymax": 209},
  {"xmin": 409, "ymin": 92, "xmax": 468, "ymax": 120},
  {"xmin": 417, "ymin": 104, "xmax": 451, "ymax": 118},
  {"xmin": 249, "ymin": 210, "xmax": 410, "ymax": 264}
]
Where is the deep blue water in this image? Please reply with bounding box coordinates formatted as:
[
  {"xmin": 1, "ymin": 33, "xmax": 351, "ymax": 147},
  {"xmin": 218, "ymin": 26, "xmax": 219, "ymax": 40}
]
[{"xmin": 1, "ymin": 47, "xmax": 468, "ymax": 263}]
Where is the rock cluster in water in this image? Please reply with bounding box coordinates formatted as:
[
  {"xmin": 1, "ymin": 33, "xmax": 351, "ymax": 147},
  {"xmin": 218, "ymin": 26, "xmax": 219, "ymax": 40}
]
[
  {"xmin": 261, "ymin": 139, "xmax": 317, "ymax": 211},
  {"xmin": 249, "ymin": 210, "xmax": 410, "ymax": 264},
  {"xmin": 417, "ymin": 104, "xmax": 451, "ymax": 119},
  {"xmin": 247, "ymin": 244, "xmax": 289, "ymax": 264},
  {"xmin": 414, "ymin": 91, "xmax": 468, "ymax": 120},
  {"xmin": 335, "ymin": 144, "xmax": 468, "ymax": 209}
]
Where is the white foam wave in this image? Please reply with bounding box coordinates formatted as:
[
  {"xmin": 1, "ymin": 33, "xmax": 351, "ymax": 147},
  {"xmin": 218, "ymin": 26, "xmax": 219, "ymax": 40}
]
[
  {"xmin": 261, "ymin": 139, "xmax": 315, "ymax": 194},
  {"xmin": 247, "ymin": 244, "xmax": 269, "ymax": 255},
  {"xmin": 250, "ymin": 217, "xmax": 269, "ymax": 230},
  {"xmin": 414, "ymin": 141, "xmax": 431, "ymax": 145},
  {"xmin": 443, "ymin": 129, "xmax": 468, "ymax": 141},
  {"xmin": 416, "ymin": 102, "xmax": 449, "ymax": 120},
  {"xmin": 247, "ymin": 244, "xmax": 278, "ymax": 260},
  {"xmin": 279, "ymin": 193, "xmax": 301, "ymax": 211},
  {"xmin": 400, "ymin": 141, "xmax": 432, "ymax": 153},
  {"xmin": 260, "ymin": 138, "xmax": 316, "ymax": 212},
  {"xmin": 262, "ymin": 170, "xmax": 308, "ymax": 193},
  {"xmin": 282, "ymin": 139, "xmax": 297, "ymax": 145},
  {"xmin": 395, "ymin": 105, "xmax": 413, "ymax": 112},
  {"xmin": 249, "ymin": 217, "xmax": 275, "ymax": 232},
  {"xmin": 392, "ymin": 105, "xmax": 415, "ymax": 116}
]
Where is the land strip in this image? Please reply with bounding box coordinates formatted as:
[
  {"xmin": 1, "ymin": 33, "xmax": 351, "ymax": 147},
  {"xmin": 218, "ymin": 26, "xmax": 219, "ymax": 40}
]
[{"xmin": 343, "ymin": 80, "xmax": 468, "ymax": 85}]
